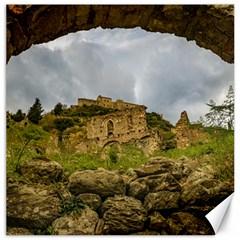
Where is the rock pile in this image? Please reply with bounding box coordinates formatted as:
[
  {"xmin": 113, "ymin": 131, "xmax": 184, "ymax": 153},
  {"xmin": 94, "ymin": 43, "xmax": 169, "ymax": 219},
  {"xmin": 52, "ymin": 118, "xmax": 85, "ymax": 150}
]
[{"xmin": 7, "ymin": 156, "xmax": 233, "ymax": 235}]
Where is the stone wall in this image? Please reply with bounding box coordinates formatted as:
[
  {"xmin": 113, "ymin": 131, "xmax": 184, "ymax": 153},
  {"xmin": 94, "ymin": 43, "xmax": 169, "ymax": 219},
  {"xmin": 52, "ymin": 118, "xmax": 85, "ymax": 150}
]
[
  {"xmin": 7, "ymin": 156, "xmax": 233, "ymax": 235},
  {"xmin": 71, "ymin": 106, "xmax": 161, "ymax": 154},
  {"xmin": 7, "ymin": 5, "xmax": 234, "ymax": 63},
  {"xmin": 77, "ymin": 95, "xmax": 145, "ymax": 110},
  {"xmin": 87, "ymin": 107, "xmax": 147, "ymax": 142},
  {"xmin": 66, "ymin": 97, "xmax": 162, "ymax": 154},
  {"xmin": 175, "ymin": 111, "xmax": 208, "ymax": 149}
]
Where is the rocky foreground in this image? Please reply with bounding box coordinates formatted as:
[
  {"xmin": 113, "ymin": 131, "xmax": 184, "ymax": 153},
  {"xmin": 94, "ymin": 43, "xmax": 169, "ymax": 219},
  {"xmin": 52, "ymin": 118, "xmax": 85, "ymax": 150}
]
[{"xmin": 7, "ymin": 156, "xmax": 233, "ymax": 235}]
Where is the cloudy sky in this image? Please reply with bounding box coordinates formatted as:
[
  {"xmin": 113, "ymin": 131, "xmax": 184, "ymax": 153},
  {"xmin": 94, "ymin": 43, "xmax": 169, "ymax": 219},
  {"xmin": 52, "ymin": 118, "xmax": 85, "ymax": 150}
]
[{"xmin": 6, "ymin": 27, "xmax": 234, "ymax": 124}]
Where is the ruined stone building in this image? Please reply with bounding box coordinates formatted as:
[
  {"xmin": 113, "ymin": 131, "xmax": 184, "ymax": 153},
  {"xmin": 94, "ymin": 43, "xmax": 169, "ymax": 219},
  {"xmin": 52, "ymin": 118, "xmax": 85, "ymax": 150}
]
[
  {"xmin": 70, "ymin": 96, "xmax": 162, "ymax": 154},
  {"xmin": 175, "ymin": 111, "xmax": 208, "ymax": 149},
  {"xmin": 76, "ymin": 95, "xmax": 142, "ymax": 110}
]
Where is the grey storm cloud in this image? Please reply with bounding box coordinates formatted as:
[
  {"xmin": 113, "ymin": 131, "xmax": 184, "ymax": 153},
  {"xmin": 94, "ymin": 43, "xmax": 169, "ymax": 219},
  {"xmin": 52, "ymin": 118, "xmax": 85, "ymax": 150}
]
[{"xmin": 6, "ymin": 27, "xmax": 234, "ymax": 124}]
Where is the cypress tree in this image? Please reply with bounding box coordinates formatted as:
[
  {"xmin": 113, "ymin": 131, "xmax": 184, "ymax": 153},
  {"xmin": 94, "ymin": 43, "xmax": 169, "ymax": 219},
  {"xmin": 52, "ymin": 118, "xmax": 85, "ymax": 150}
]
[{"xmin": 27, "ymin": 98, "xmax": 44, "ymax": 124}]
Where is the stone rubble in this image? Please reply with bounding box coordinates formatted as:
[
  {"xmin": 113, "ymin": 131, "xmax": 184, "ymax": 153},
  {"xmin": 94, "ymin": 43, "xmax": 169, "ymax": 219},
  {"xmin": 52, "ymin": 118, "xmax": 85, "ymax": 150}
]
[{"xmin": 7, "ymin": 156, "xmax": 233, "ymax": 235}]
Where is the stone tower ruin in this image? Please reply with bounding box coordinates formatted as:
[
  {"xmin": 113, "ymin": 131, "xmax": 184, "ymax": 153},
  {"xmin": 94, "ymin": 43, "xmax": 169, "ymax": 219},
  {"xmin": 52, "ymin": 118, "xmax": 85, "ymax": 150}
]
[{"xmin": 175, "ymin": 111, "xmax": 208, "ymax": 149}]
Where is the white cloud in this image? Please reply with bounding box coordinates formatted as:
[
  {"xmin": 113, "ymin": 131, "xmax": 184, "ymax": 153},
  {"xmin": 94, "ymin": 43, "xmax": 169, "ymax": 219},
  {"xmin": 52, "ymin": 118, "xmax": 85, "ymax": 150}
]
[{"xmin": 6, "ymin": 27, "xmax": 234, "ymax": 124}]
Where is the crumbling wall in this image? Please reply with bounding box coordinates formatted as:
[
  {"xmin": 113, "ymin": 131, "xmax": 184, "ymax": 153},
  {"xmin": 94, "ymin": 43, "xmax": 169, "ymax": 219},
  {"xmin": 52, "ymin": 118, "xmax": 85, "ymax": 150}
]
[
  {"xmin": 7, "ymin": 5, "xmax": 234, "ymax": 63},
  {"xmin": 175, "ymin": 111, "xmax": 208, "ymax": 149},
  {"xmin": 77, "ymin": 95, "xmax": 144, "ymax": 110},
  {"xmin": 87, "ymin": 107, "xmax": 150, "ymax": 146},
  {"xmin": 67, "ymin": 99, "xmax": 162, "ymax": 154}
]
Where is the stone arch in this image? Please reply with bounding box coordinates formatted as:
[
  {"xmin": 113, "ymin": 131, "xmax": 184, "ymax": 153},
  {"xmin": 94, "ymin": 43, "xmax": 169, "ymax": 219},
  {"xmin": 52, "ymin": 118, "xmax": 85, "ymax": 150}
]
[
  {"xmin": 102, "ymin": 115, "xmax": 119, "ymax": 137},
  {"xmin": 7, "ymin": 5, "xmax": 234, "ymax": 63},
  {"xmin": 107, "ymin": 120, "xmax": 114, "ymax": 136},
  {"xmin": 103, "ymin": 140, "xmax": 120, "ymax": 148},
  {"xmin": 140, "ymin": 135, "xmax": 151, "ymax": 141}
]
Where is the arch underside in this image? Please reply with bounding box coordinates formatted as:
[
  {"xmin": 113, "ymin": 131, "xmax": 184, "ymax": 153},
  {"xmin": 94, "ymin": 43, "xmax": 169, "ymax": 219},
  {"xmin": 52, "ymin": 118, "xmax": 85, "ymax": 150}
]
[
  {"xmin": 103, "ymin": 140, "xmax": 120, "ymax": 148},
  {"xmin": 7, "ymin": 5, "xmax": 234, "ymax": 63}
]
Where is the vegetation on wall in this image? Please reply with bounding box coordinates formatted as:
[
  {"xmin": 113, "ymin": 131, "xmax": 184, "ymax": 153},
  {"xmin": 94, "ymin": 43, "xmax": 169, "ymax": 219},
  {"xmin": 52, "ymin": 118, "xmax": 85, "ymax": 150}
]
[
  {"xmin": 6, "ymin": 91, "xmax": 234, "ymax": 183},
  {"xmin": 154, "ymin": 127, "xmax": 234, "ymax": 180},
  {"xmin": 146, "ymin": 112, "xmax": 176, "ymax": 150},
  {"xmin": 62, "ymin": 105, "xmax": 117, "ymax": 118},
  {"xmin": 6, "ymin": 117, "xmax": 233, "ymax": 182}
]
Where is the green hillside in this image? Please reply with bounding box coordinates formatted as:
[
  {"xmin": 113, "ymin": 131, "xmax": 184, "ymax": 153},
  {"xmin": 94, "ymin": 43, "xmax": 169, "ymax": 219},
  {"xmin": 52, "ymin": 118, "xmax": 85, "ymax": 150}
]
[{"xmin": 6, "ymin": 104, "xmax": 233, "ymax": 182}]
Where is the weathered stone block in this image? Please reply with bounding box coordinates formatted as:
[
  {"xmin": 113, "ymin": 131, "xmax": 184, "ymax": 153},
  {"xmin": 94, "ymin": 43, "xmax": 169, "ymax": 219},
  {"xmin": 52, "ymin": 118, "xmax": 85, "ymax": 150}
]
[
  {"xmin": 19, "ymin": 157, "xmax": 63, "ymax": 183},
  {"xmin": 52, "ymin": 207, "xmax": 99, "ymax": 235},
  {"xmin": 100, "ymin": 195, "xmax": 147, "ymax": 234},
  {"xmin": 7, "ymin": 184, "xmax": 61, "ymax": 229},
  {"xmin": 167, "ymin": 212, "xmax": 214, "ymax": 235},
  {"xmin": 144, "ymin": 191, "xmax": 180, "ymax": 211},
  {"xmin": 68, "ymin": 169, "xmax": 126, "ymax": 198},
  {"xmin": 77, "ymin": 193, "xmax": 102, "ymax": 211}
]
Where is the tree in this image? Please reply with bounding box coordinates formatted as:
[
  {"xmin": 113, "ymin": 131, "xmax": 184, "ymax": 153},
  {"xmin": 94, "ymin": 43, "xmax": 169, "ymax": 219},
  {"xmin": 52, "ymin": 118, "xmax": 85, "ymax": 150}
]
[
  {"xmin": 53, "ymin": 102, "xmax": 64, "ymax": 116},
  {"xmin": 54, "ymin": 118, "xmax": 74, "ymax": 132},
  {"xmin": 205, "ymin": 86, "xmax": 234, "ymax": 129},
  {"xmin": 222, "ymin": 85, "xmax": 234, "ymax": 129},
  {"xmin": 53, "ymin": 118, "xmax": 74, "ymax": 141},
  {"xmin": 27, "ymin": 98, "xmax": 44, "ymax": 124},
  {"xmin": 12, "ymin": 109, "xmax": 25, "ymax": 122}
]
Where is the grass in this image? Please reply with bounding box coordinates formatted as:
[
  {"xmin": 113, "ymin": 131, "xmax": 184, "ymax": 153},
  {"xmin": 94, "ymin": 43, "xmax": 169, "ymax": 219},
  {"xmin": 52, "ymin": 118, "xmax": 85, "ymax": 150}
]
[
  {"xmin": 47, "ymin": 152, "xmax": 104, "ymax": 174},
  {"xmin": 153, "ymin": 129, "xmax": 234, "ymax": 180},
  {"xmin": 6, "ymin": 120, "xmax": 234, "ymax": 182},
  {"xmin": 6, "ymin": 125, "xmax": 148, "ymax": 178},
  {"xmin": 46, "ymin": 144, "xmax": 148, "ymax": 176}
]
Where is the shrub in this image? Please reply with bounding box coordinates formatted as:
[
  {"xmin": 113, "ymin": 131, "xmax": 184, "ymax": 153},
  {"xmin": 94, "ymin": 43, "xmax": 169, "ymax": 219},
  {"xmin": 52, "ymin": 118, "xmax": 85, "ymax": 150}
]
[
  {"xmin": 108, "ymin": 147, "xmax": 118, "ymax": 164},
  {"xmin": 53, "ymin": 118, "xmax": 74, "ymax": 132},
  {"xmin": 12, "ymin": 109, "xmax": 25, "ymax": 122}
]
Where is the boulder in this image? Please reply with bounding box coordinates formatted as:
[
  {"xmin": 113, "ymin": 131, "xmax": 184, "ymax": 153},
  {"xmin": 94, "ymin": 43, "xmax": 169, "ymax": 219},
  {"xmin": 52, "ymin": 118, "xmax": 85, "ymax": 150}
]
[
  {"xmin": 125, "ymin": 168, "xmax": 138, "ymax": 180},
  {"xmin": 77, "ymin": 193, "xmax": 102, "ymax": 211},
  {"xmin": 7, "ymin": 227, "xmax": 32, "ymax": 235},
  {"xmin": 180, "ymin": 171, "xmax": 233, "ymax": 207},
  {"xmin": 52, "ymin": 207, "xmax": 99, "ymax": 235},
  {"xmin": 128, "ymin": 180, "xmax": 149, "ymax": 200},
  {"xmin": 183, "ymin": 205, "xmax": 215, "ymax": 215},
  {"xmin": 128, "ymin": 173, "xmax": 181, "ymax": 200},
  {"xmin": 68, "ymin": 169, "xmax": 126, "ymax": 198},
  {"xmin": 148, "ymin": 211, "xmax": 170, "ymax": 233},
  {"xmin": 100, "ymin": 195, "xmax": 147, "ymax": 234},
  {"xmin": 181, "ymin": 170, "xmax": 213, "ymax": 186},
  {"xmin": 147, "ymin": 173, "xmax": 181, "ymax": 192},
  {"xmin": 134, "ymin": 157, "xmax": 174, "ymax": 178},
  {"xmin": 144, "ymin": 191, "xmax": 180, "ymax": 211},
  {"xmin": 131, "ymin": 230, "xmax": 161, "ymax": 235},
  {"xmin": 7, "ymin": 183, "xmax": 61, "ymax": 229},
  {"xmin": 19, "ymin": 157, "xmax": 63, "ymax": 182},
  {"xmin": 55, "ymin": 183, "xmax": 72, "ymax": 201},
  {"xmin": 95, "ymin": 219, "xmax": 110, "ymax": 235},
  {"xmin": 167, "ymin": 212, "xmax": 214, "ymax": 235},
  {"xmin": 171, "ymin": 156, "xmax": 193, "ymax": 181}
]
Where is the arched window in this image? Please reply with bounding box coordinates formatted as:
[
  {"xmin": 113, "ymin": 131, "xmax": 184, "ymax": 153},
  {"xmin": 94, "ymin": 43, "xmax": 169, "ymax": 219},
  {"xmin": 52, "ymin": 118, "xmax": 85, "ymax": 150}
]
[{"xmin": 107, "ymin": 120, "xmax": 114, "ymax": 136}]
